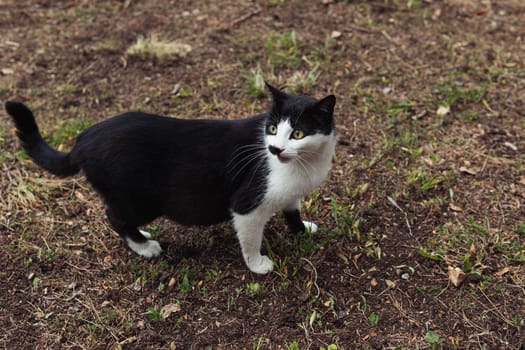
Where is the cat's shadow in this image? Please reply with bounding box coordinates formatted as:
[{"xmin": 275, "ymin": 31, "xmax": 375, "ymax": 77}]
[
  {"xmin": 159, "ymin": 222, "xmax": 240, "ymax": 265},
  {"xmin": 156, "ymin": 217, "xmax": 289, "ymax": 267}
]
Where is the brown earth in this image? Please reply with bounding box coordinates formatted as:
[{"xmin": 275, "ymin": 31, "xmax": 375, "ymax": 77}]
[{"xmin": 1, "ymin": 0, "xmax": 524, "ymax": 349}]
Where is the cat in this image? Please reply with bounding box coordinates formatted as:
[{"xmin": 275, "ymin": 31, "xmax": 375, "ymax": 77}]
[{"xmin": 4, "ymin": 83, "xmax": 336, "ymax": 274}]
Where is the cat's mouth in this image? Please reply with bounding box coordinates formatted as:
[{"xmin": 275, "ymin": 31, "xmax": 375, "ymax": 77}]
[{"xmin": 277, "ymin": 155, "xmax": 292, "ymax": 163}]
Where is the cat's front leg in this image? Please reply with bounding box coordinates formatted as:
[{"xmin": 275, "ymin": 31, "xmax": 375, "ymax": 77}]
[
  {"xmin": 232, "ymin": 210, "xmax": 273, "ymax": 274},
  {"xmin": 283, "ymin": 201, "xmax": 318, "ymax": 234}
]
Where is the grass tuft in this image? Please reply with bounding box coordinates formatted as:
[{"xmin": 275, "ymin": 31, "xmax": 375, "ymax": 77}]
[{"xmin": 126, "ymin": 35, "xmax": 192, "ymax": 60}]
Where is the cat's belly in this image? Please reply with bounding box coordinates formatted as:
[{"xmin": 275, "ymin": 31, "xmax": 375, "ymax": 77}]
[{"xmin": 163, "ymin": 195, "xmax": 232, "ymax": 226}]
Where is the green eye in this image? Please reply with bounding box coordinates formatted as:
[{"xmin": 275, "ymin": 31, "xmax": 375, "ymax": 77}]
[
  {"xmin": 268, "ymin": 124, "xmax": 278, "ymax": 135},
  {"xmin": 292, "ymin": 129, "xmax": 304, "ymax": 139}
]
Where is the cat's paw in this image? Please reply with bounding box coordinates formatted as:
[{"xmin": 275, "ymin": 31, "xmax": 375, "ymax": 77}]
[
  {"xmin": 139, "ymin": 230, "xmax": 152, "ymax": 239},
  {"xmin": 245, "ymin": 255, "xmax": 274, "ymax": 274},
  {"xmin": 302, "ymin": 221, "xmax": 318, "ymax": 233},
  {"xmin": 127, "ymin": 238, "xmax": 162, "ymax": 258}
]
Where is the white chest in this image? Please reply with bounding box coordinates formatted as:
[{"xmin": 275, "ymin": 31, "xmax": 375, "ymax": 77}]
[{"xmin": 263, "ymin": 138, "xmax": 335, "ymax": 211}]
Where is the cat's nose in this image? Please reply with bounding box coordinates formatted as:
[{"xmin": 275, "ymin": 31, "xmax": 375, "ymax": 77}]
[{"xmin": 268, "ymin": 145, "xmax": 283, "ymax": 156}]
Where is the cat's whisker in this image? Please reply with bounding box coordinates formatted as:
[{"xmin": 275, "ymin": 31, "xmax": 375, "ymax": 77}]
[
  {"xmin": 245, "ymin": 155, "xmax": 267, "ymax": 197},
  {"xmin": 227, "ymin": 145, "xmax": 265, "ymax": 170},
  {"xmin": 227, "ymin": 144, "xmax": 265, "ymax": 168},
  {"xmin": 298, "ymin": 149, "xmax": 323, "ymax": 157},
  {"xmin": 295, "ymin": 156, "xmax": 315, "ymax": 189},
  {"xmin": 229, "ymin": 149, "xmax": 267, "ymax": 181}
]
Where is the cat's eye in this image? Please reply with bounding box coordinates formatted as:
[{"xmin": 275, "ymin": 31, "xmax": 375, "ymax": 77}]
[
  {"xmin": 292, "ymin": 129, "xmax": 305, "ymax": 139},
  {"xmin": 268, "ymin": 124, "xmax": 278, "ymax": 135}
]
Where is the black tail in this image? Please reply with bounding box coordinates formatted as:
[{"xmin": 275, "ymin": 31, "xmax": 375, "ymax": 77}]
[{"xmin": 5, "ymin": 101, "xmax": 80, "ymax": 177}]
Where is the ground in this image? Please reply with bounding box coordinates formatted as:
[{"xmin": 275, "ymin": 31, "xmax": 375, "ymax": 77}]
[{"xmin": 0, "ymin": 0, "xmax": 524, "ymax": 349}]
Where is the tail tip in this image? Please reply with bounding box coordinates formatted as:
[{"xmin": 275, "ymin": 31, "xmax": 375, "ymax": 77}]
[{"xmin": 5, "ymin": 100, "xmax": 31, "ymax": 117}]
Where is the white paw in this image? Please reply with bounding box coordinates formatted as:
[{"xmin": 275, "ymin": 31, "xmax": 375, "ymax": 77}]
[
  {"xmin": 126, "ymin": 238, "xmax": 162, "ymax": 258},
  {"xmin": 139, "ymin": 230, "xmax": 152, "ymax": 239},
  {"xmin": 302, "ymin": 221, "xmax": 318, "ymax": 233},
  {"xmin": 245, "ymin": 255, "xmax": 274, "ymax": 274}
]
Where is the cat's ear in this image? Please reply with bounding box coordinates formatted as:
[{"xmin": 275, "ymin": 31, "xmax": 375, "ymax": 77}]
[
  {"xmin": 314, "ymin": 95, "xmax": 336, "ymax": 115},
  {"xmin": 265, "ymin": 81, "xmax": 288, "ymax": 108}
]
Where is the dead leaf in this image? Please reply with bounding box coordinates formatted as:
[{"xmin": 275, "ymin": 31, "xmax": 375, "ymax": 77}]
[
  {"xmin": 161, "ymin": 303, "xmax": 181, "ymax": 320},
  {"xmin": 449, "ymin": 203, "xmax": 463, "ymax": 212},
  {"xmin": 459, "ymin": 166, "xmax": 478, "ymax": 175},
  {"xmin": 75, "ymin": 190, "xmax": 86, "ymax": 201},
  {"xmin": 504, "ymin": 142, "xmax": 518, "ymax": 151},
  {"xmin": 496, "ymin": 267, "xmax": 510, "ymax": 280},
  {"xmin": 448, "ymin": 266, "xmax": 465, "ymax": 287},
  {"xmin": 469, "ymin": 243, "xmax": 477, "ymax": 258},
  {"xmin": 1, "ymin": 68, "xmax": 14, "ymax": 75},
  {"xmin": 331, "ymin": 30, "xmax": 342, "ymax": 39},
  {"xmin": 385, "ymin": 279, "xmax": 396, "ymax": 289},
  {"xmin": 436, "ymin": 105, "xmax": 450, "ymax": 116},
  {"xmin": 519, "ymin": 177, "xmax": 525, "ymax": 186}
]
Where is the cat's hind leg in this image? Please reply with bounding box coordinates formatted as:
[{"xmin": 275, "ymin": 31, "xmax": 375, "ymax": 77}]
[{"xmin": 105, "ymin": 206, "xmax": 162, "ymax": 258}]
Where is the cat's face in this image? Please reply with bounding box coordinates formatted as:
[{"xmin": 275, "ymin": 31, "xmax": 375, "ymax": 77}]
[{"xmin": 264, "ymin": 84, "xmax": 336, "ymax": 164}]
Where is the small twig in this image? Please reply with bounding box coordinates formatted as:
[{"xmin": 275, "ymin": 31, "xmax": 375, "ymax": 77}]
[
  {"xmin": 387, "ymin": 196, "xmax": 413, "ymax": 237},
  {"xmin": 345, "ymin": 24, "xmax": 372, "ymax": 33},
  {"xmin": 301, "ymin": 257, "xmax": 320, "ymax": 299},
  {"xmin": 213, "ymin": 6, "xmax": 261, "ymax": 33},
  {"xmin": 230, "ymin": 7, "xmax": 261, "ymax": 28},
  {"xmin": 381, "ymin": 30, "xmax": 397, "ymax": 43}
]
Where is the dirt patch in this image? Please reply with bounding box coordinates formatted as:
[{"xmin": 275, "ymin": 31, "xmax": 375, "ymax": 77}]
[{"xmin": 1, "ymin": 0, "xmax": 524, "ymax": 349}]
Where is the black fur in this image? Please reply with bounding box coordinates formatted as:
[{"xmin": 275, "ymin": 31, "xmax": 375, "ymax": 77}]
[
  {"xmin": 5, "ymin": 85, "xmax": 335, "ymax": 253},
  {"xmin": 5, "ymin": 101, "xmax": 79, "ymax": 177}
]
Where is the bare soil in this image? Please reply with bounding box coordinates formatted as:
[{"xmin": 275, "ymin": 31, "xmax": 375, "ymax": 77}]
[{"xmin": 1, "ymin": 1, "xmax": 524, "ymax": 349}]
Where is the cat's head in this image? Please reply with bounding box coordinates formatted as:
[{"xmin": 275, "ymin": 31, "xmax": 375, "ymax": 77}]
[{"xmin": 264, "ymin": 83, "xmax": 336, "ymax": 164}]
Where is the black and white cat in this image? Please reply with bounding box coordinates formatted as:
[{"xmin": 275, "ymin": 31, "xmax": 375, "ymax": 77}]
[{"xmin": 5, "ymin": 83, "xmax": 336, "ymax": 274}]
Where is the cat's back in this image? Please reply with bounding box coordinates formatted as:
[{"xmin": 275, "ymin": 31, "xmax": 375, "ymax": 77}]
[
  {"xmin": 70, "ymin": 111, "xmax": 268, "ymax": 172},
  {"xmin": 75, "ymin": 111, "xmax": 265, "ymax": 147}
]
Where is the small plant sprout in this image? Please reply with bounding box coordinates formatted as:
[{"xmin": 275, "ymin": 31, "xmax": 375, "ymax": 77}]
[
  {"xmin": 147, "ymin": 307, "xmax": 162, "ymax": 323},
  {"xmin": 246, "ymin": 282, "xmax": 262, "ymax": 296},
  {"xmin": 368, "ymin": 312, "xmax": 380, "ymax": 327},
  {"xmin": 425, "ymin": 331, "xmax": 443, "ymax": 350}
]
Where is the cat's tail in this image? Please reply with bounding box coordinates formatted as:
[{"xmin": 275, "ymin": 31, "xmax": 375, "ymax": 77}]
[{"xmin": 5, "ymin": 101, "xmax": 80, "ymax": 177}]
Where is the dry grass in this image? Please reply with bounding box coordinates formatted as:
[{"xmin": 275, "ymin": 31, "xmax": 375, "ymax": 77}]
[{"xmin": 126, "ymin": 35, "xmax": 192, "ymax": 60}]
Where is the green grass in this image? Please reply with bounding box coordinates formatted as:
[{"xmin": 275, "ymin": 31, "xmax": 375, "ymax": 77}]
[
  {"xmin": 50, "ymin": 117, "xmax": 93, "ymax": 148},
  {"xmin": 147, "ymin": 307, "xmax": 162, "ymax": 323},
  {"xmin": 406, "ymin": 169, "xmax": 445, "ymax": 193},
  {"xmin": 431, "ymin": 79, "xmax": 486, "ymax": 120},
  {"xmin": 421, "ymin": 219, "xmax": 525, "ymax": 281},
  {"xmin": 180, "ymin": 264, "xmax": 198, "ymax": 297},
  {"xmin": 328, "ymin": 197, "xmax": 361, "ymax": 241},
  {"xmin": 266, "ymin": 31, "xmax": 300, "ymax": 69},
  {"xmin": 56, "ymin": 83, "xmax": 78, "ymax": 94}
]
